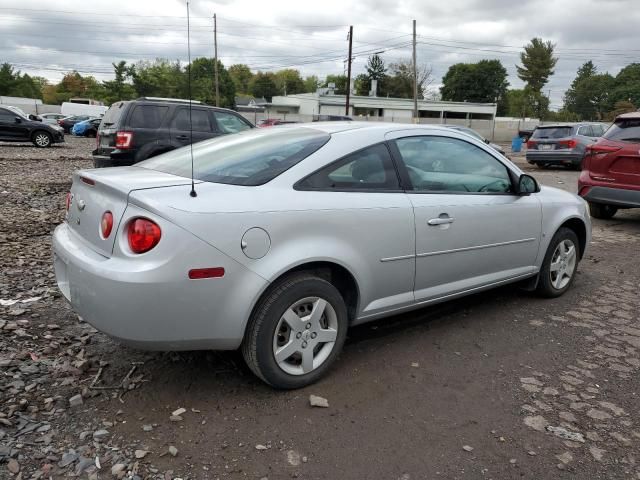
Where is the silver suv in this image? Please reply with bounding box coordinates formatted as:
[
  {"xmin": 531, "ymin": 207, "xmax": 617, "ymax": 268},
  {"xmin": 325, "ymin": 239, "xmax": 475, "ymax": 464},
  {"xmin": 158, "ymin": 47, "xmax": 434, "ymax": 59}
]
[{"xmin": 526, "ymin": 123, "xmax": 607, "ymax": 169}]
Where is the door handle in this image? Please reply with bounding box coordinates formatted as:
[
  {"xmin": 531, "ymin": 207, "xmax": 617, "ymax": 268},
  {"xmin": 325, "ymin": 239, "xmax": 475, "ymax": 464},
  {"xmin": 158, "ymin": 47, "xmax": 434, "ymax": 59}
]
[
  {"xmin": 176, "ymin": 134, "xmax": 189, "ymax": 140},
  {"xmin": 428, "ymin": 217, "xmax": 454, "ymax": 226}
]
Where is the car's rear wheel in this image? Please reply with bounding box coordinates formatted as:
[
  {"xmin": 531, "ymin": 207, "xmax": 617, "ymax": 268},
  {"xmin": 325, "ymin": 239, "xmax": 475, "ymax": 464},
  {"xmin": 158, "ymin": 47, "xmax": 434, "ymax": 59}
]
[
  {"xmin": 588, "ymin": 202, "xmax": 617, "ymax": 220},
  {"xmin": 537, "ymin": 227, "xmax": 580, "ymax": 298},
  {"xmin": 242, "ymin": 273, "xmax": 348, "ymax": 389},
  {"xmin": 32, "ymin": 131, "xmax": 52, "ymax": 148}
]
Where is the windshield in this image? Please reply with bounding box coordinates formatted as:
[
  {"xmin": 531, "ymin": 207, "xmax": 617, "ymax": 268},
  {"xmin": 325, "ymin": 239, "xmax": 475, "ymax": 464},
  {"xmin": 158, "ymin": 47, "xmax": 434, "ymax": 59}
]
[
  {"xmin": 139, "ymin": 127, "xmax": 330, "ymax": 186},
  {"xmin": 603, "ymin": 118, "xmax": 640, "ymax": 143},
  {"xmin": 531, "ymin": 126, "xmax": 573, "ymax": 139}
]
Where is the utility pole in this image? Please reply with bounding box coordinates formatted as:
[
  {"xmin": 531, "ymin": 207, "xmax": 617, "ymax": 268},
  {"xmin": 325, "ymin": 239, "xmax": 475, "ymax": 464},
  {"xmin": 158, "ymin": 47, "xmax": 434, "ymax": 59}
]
[
  {"xmin": 214, "ymin": 13, "xmax": 219, "ymax": 107},
  {"xmin": 345, "ymin": 25, "xmax": 353, "ymax": 116},
  {"xmin": 412, "ymin": 19, "xmax": 418, "ymax": 122}
]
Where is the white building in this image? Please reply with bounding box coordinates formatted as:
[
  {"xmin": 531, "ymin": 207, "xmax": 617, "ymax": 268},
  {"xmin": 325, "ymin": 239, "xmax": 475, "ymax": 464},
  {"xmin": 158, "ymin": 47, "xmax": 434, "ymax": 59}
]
[{"xmin": 268, "ymin": 87, "xmax": 497, "ymax": 123}]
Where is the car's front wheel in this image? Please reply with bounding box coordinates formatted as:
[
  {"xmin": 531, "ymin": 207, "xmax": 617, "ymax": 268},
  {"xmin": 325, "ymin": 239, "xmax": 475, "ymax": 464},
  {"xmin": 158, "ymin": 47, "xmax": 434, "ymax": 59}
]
[
  {"xmin": 537, "ymin": 227, "xmax": 580, "ymax": 298},
  {"xmin": 588, "ymin": 202, "xmax": 617, "ymax": 220},
  {"xmin": 32, "ymin": 131, "xmax": 52, "ymax": 148},
  {"xmin": 242, "ymin": 273, "xmax": 348, "ymax": 389}
]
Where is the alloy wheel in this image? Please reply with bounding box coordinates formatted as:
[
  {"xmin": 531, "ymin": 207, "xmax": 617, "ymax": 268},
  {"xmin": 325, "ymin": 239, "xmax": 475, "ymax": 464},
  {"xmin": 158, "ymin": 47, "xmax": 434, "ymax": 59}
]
[
  {"xmin": 550, "ymin": 239, "xmax": 577, "ymax": 290},
  {"xmin": 34, "ymin": 133, "xmax": 50, "ymax": 147},
  {"xmin": 272, "ymin": 296, "xmax": 338, "ymax": 376}
]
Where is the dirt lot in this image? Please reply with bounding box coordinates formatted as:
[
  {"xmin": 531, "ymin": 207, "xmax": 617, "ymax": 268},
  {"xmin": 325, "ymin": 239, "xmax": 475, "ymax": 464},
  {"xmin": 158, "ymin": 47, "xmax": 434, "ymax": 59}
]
[{"xmin": 1, "ymin": 137, "xmax": 639, "ymax": 480}]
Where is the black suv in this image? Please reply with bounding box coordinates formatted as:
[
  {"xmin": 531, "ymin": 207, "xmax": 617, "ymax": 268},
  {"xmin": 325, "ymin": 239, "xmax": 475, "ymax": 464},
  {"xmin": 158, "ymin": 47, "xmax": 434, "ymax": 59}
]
[
  {"xmin": 0, "ymin": 107, "xmax": 65, "ymax": 148},
  {"xmin": 93, "ymin": 97, "xmax": 255, "ymax": 167}
]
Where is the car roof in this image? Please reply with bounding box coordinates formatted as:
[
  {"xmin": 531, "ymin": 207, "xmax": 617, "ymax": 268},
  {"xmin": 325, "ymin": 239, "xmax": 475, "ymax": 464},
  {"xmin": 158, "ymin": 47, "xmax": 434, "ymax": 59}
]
[
  {"xmin": 306, "ymin": 121, "xmax": 461, "ymax": 135},
  {"xmin": 616, "ymin": 111, "xmax": 640, "ymax": 120}
]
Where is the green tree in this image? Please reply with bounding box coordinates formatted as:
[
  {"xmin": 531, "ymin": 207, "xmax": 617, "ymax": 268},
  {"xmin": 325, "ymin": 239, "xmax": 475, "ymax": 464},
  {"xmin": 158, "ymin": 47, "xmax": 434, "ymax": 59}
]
[
  {"xmin": 611, "ymin": 63, "xmax": 640, "ymax": 107},
  {"xmin": 0, "ymin": 63, "xmax": 44, "ymax": 99},
  {"xmin": 303, "ymin": 75, "xmax": 319, "ymax": 92},
  {"xmin": 516, "ymin": 38, "xmax": 557, "ymax": 118},
  {"xmin": 323, "ymin": 74, "xmax": 348, "ymax": 95},
  {"xmin": 103, "ymin": 61, "xmax": 136, "ymax": 104},
  {"xmin": 365, "ymin": 54, "xmax": 386, "ymax": 80},
  {"xmin": 606, "ymin": 100, "xmax": 636, "ymax": 121},
  {"xmin": 274, "ymin": 69, "xmax": 305, "ymax": 95},
  {"xmin": 379, "ymin": 59, "xmax": 432, "ymax": 99},
  {"xmin": 564, "ymin": 61, "xmax": 598, "ymax": 119},
  {"xmin": 228, "ymin": 64, "xmax": 253, "ymax": 94},
  {"xmin": 131, "ymin": 59, "xmax": 184, "ymax": 99},
  {"xmin": 189, "ymin": 58, "xmax": 235, "ymax": 108},
  {"xmin": 354, "ymin": 73, "xmax": 370, "ymax": 96},
  {"xmin": 440, "ymin": 60, "xmax": 509, "ymax": 114},
  {"xmin": 250, "ymin": 72, "xmax": 278, "ymax": 101}
]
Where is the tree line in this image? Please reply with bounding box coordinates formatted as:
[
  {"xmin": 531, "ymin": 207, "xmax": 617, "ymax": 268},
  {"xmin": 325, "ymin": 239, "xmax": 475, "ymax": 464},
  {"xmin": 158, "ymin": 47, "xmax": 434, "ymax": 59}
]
[{"xmin": 1, "ymin": 39, "xmax": 637, "ymax": 121}]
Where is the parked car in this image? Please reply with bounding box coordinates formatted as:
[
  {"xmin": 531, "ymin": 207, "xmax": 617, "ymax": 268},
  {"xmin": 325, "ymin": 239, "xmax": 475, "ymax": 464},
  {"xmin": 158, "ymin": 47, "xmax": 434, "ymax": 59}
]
[
  {"xmin": 578, "ymin": 112, "xmax": 640, "ymax": 219},
  {"xmin": 58, "ymin": 115, "xmax": 92, "ymax": 134},
  {"xmin": 72, "ymin": 117, "xmax": 102, "ymax": 137},
  {"xmin": 53, "ymin": 123, "xmax": 590, "ymax": 388},
  {"xmin": 0, "ymin": 106, "xmax": 65, "ymax": 147},
  {"xmin": 92, "ymin": 97, "xmax": 255, "ymax": 168},
  {"xmin": 257, "ymin": 119, "xmax": 299, "ymax": 127},
  {"xmin": 526, "ymin": 123, "xmax": 606, "ymax": 169},
  {"xmin": 443, "ymin": 125, "xmax": 506, "ymax": 155},
  {"xmin": 38, "ymin": 113, "xmax": 67, "ymax": 125}
]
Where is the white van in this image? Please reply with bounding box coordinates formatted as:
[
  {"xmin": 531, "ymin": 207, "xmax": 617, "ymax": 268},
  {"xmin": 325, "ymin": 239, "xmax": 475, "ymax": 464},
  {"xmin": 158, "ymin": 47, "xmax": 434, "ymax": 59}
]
[{"xmin": 61, "ymin": 102, "xmax": 108, "ymax": 117}]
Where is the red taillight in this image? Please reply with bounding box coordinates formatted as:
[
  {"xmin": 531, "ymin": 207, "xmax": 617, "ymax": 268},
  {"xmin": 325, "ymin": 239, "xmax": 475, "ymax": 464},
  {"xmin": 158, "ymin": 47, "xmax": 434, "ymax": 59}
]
[
  {"xmin": 527, "ymin": 140, "xmax": 537, "ymax": 148},
  {"xmin": 559, "ymin": 139, "xmax": 577, "ymax": 149},
  {"xmin": 115, "ymin": 131, "xmax": 133, "ymax": 149},
  {"xmin": 588, "ymin": 144, "xmax": 622, "ymax": 155},
  {"xmin": 127, "ymin": 218, "xmax": 161, "ymax": 254},
  {"xmin": 101, "ymin": 211, "xmax": 113, "ymax": 238},
  {"xmin": 188, "ymin": 267, "xmax": 225, "ymax": 279},
  {"xmin": 65, "ymin": 193, "xmax": 72, "ymax": 212}
]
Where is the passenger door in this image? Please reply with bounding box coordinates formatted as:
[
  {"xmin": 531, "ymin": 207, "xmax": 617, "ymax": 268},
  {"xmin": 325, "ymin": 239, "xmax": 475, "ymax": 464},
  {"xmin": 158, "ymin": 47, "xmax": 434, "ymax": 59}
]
[
  {"xmin": 0, "ymin": 110, "xmax": 21, "ymax": 140},
  {"xmin": 296, "ymin": 143, "xmax": 416, "ymax": 320},
  {"xmin": 388, "ymin": 132, "xmax": 542, "ymax": 302},
  {"xmin": 170, "ymin": 107, "xmax": 216, "ymax": 146}
]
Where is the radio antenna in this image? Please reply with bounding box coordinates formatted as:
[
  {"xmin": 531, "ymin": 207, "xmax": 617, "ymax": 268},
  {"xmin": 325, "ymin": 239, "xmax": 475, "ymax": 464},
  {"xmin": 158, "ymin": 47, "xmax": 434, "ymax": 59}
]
[{"xmin": 186, "ymin": 1, "xmax": 197, "ymax": 197}]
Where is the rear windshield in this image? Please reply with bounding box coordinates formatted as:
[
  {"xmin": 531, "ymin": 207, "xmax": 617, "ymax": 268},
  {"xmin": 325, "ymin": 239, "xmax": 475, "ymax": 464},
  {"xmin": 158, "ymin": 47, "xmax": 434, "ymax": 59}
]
[
  {"xmin": 531, "ymin": 126, "xmax": 573, "ymax": 139},
  {"xmin": 101, "ymin": 102, "xmax": 128, "ymax": 127},
  {"xmin": 138, "ymin": 127, "xmax": 330, "ymax": 186},
  {"xmin": 603, "ymin": 118, "xmax": 640, "ymax": 143}
]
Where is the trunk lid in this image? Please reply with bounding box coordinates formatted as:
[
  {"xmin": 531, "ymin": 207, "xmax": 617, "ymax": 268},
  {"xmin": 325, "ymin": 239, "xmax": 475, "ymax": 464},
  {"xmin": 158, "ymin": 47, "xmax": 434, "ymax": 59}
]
[
  {"xmin": 66, "ymin": 167, "xmax": 194, "ymax": 257},
  {"xmin": 587, "ymin": 138, "xmax": 640, "ymax": 187}
]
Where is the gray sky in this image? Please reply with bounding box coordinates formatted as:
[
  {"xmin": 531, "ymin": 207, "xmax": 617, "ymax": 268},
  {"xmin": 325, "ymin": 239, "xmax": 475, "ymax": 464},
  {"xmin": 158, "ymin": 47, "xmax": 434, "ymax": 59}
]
[{"xmin": 2, "ymin": 0, "xmax": 638, "ymax": 109}]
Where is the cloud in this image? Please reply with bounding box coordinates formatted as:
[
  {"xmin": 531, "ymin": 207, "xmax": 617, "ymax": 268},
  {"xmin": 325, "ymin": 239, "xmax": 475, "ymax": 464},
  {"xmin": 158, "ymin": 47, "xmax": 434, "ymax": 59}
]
[{"xmin": 1, "ymin": 0, "xmax": 638, "ymax": 109}]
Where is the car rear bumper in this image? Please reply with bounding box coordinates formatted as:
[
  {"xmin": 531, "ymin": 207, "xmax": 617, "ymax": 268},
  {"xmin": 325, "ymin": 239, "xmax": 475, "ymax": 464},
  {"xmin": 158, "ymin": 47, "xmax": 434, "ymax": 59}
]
[
  {"xmin": 92, "ymin": 150, "xmax": 136, "ymax": 168},
  {"xmin": 526, "ymin": 151, "xmax": 583, "ymax": 166},
  {"xmin": 52, "ymin": 221, "xmax": 267, "ymax": 351},
  {"xmin": 580, "ymin": 186, "xmax": 640, "ymax": 208}
]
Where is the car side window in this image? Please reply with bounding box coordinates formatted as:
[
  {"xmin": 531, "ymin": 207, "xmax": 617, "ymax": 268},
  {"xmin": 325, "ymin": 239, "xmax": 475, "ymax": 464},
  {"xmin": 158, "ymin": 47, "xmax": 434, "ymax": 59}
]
[
  {"xmin": 297, "ymin": 143, "xmax": 400, "ymax": 191},
  {"xmin": 578, "ymin": 125, "xmax": 594, "ymax": 136},
  {"xmin": 213, "ymin": 111, "xmax": 252, "ymax": 134},
  {"xmin": 129, "ymin": 105, "xmax": 169, "ymax": 129},
  {"xmin": 171, "ymin": 108, "xmax": 212, "ymax": 132},
  {"xmin": 0, "ymin": 110, "xmax": 15, "ymax": 122},
  {"xmin": 394, "ymin": 136, "xmax": 512, "ymax": 194}
]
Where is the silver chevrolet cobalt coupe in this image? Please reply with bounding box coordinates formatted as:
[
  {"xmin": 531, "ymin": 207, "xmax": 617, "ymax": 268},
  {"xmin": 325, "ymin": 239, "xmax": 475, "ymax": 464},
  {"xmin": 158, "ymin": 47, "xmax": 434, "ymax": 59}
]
[{"xmin": 53, "ymin": 123, "xmax": 591, "ymax": 388}]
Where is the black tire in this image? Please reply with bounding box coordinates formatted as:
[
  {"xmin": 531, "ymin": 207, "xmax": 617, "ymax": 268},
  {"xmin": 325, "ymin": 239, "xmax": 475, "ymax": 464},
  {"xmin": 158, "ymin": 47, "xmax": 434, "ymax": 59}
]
[
  {"xmin": 32, "ymin": 131, "xmax": 52, "ymax": 148},
  {"xmin": 536, "ymin": 163, "xmax": 548, "ymax": 169},
  {"xmin": 242, "ymin": 273, "xmax": 348, "ymax": 389},
  {"xmin": 589, "ymin": 202, "xmax": 617, "ymax": 220},
  {"xmin": 536, "ymin": 227, "xmax": 580, "ymax": 298}
]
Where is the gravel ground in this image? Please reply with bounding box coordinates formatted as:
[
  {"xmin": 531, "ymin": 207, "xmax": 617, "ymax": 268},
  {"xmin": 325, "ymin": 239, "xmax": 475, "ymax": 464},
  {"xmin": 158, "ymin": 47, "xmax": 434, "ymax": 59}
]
[{"xmin": 1, "ymin": 140, "xmax": 640, "ymax": 480}]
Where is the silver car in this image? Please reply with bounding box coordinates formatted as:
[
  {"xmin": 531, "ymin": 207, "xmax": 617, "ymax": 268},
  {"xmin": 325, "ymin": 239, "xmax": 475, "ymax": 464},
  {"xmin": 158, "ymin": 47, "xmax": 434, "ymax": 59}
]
[
  {"xmin": 526, "ymin": 123, "xmax": 606, "ymax": 169},
  {"xmin": 52, "ymin": 123, "xmax": 591, "ymax": 388}
]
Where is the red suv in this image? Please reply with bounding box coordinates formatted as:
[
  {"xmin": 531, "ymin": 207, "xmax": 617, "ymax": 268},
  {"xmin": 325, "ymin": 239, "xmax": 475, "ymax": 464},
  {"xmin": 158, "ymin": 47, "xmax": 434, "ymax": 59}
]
[{"xmin": 578, "ymin": 112, "xmax": 640, "ymax": 219}]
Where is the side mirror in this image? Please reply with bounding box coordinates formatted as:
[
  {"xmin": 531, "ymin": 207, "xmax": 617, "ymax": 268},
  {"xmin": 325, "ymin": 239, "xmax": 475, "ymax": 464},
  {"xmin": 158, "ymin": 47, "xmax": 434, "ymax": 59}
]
[
  {"xmin": 517, "ymin": 174, "xmax": 539, "ymax": 195},
  {"xmin": 14, "ymin": 117, "xmax": 22, "ymax": 123},
  {"xmin": 484, "ymin": 138, "xmax": 490, "ymax": 144}
]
